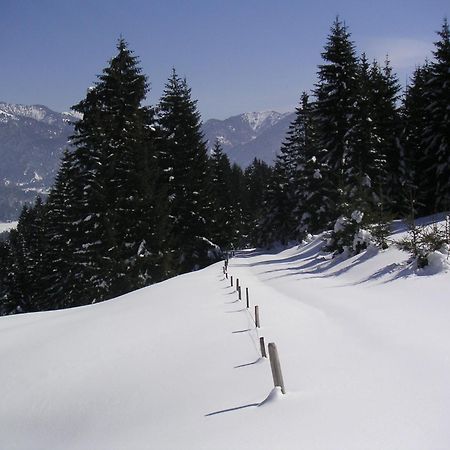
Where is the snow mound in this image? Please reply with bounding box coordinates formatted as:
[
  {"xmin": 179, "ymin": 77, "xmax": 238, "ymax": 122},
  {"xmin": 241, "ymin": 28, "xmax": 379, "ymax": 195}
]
[{"xmin": 258, "ymin": 386, "xmax": 285, "ymax": 406}]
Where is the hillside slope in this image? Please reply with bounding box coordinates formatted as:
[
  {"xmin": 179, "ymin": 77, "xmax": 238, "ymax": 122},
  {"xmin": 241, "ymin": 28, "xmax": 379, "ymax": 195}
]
[{"xmin": 1, "ymin": 232, "xmax": 450, "ymax": 449}]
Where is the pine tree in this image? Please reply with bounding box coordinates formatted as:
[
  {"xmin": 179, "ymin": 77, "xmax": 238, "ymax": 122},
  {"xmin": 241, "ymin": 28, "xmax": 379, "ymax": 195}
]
[
  {"xmin": 208, "ymin": 141, "xmax": 241, "ymax": 249},
  {"xmin": 313, "ymin": 17, "xmax": 359, "ymax": 218},
  {"xmin": 291, "ymin": 92, "xmax": 332, "ymax": 235},
  {"xmin": 157, "ymin": 70, "xmax": 217, "ymax": 273},
  {"xmin": 369, "ymin": 58, "xmax": 402, "ymax": 212},
  {"xmin": 66, "ymin": 38, "xmax": 169, "ymax": 302},
  {"xmin": 40, "ymin": 150, "xmax": 84, "ymax": 308},
  {"xmin": 257, "ymin": 160, "xmax": 296, "ymax": 246},
  {"xmin": 0, "ymin": 239, "xmax": 14, "ymax": 315},
  {"xmin": 6, "ymin": 198, "xmax": 47, "ymax": 312},
  {"xmin": 343, "ymin": 54, "xmax": 384, "ymax": 221},
  {"xmin": 400, "ymin": 63, "xmax": 432, "ymax": 216},
  {"xmin": 422, "ymin": 19, "xmax": 450, "ymax": 212},
  {"xmin": 242, "ymin": 159, "xmax": 273, "ymax": 246}
]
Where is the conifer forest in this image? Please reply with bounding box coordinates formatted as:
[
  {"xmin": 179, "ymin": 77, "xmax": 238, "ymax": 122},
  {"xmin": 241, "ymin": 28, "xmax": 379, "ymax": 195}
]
[{"xmin": 1, "ymin": 17, "xmax": 449, "ymax": 315}]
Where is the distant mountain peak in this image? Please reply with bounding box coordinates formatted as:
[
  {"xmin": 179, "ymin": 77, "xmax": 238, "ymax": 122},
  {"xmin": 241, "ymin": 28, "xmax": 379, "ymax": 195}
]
[
  {"xmin": 241, "ymin": 111, "xmax": 288, "ymax": 132},
  {"xmin": 203, "ymin": 109, "xmax": 295, "ymax": 167}
]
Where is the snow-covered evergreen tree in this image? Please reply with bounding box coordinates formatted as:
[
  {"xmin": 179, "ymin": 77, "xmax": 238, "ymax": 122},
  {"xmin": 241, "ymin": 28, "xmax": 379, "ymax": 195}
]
[
  {"xmin": 242, "ymin": 159, "xmax": 273, "ymax": 246},
  {"xmin": 208, "ymin": 141, "xmax": 240, "ymax": 249},
  {"xmin": 294, "ymin": 93, "xmax": 332, "ymax": 235},
  {"xmin": 369, "ymin": 58, "xmax": 402, "ymax": 212},
  {"xmin": 422, "ymin": 19, "xmax": 450, "ymax": 212},
  {"xmin": 313, "ymin": 17, "xmax": 359, "ymax": 218},
  {"xmin": 157, "ymin": 70, "xmax": 218, "ymax": 273},
  {"xmin": 400, "ymin": 63, "xmax": 432, "ymax": 216}
]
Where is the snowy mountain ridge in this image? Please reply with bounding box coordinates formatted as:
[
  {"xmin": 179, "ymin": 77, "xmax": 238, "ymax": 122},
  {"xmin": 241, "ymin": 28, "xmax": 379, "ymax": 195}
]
[
  {"xmin": 203, "ymin": 110, "xmax": 295, "ymax": 167},
  {"xmin": 0, "ymin": 102, "xmax": 79, "ymax": 126},
  {"xmin": 241, "ymin": 110, "xmax": 291, "ymax": 132}
]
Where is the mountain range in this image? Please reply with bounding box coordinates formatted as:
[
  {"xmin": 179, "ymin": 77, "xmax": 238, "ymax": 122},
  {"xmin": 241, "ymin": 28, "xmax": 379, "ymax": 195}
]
[{"xmin": 0, "ymin": 101, "xmax": 293, "ymax": 219}]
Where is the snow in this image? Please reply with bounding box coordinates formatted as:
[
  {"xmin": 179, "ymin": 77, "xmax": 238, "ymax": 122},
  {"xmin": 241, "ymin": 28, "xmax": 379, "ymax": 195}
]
[
  {"xmin": 242, "ymin": 111, "xmax": 289, "ymax": 132},
  {"xmin": 0, "ymin": 221, "xmax": 18, "ymax": 233},
  {"xmin": 2, "ymin": 225, "xmax": 450, "ymax": 449},
  {"xmin": 351, "ymin": 209, "xmax": 364, "ymax": 223}
]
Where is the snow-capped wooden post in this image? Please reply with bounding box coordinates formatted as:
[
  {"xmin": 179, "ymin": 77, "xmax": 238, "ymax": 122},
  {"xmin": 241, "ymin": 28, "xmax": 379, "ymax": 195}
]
[
  {"xmin": 230, "ymin": 275, "xmax": 233, "ymax": 287},
  {"xmin": 259, "ymin": 336, "xmax": 267, "ymax": 358},
  {"xmin": 246, "ymin": 288, "xmax": 249, "ymax": 308},
  {"xmin": 268, "ymin": 342, "xmax": 285, "ymax": 394},
  {"xmin": 236, "ymin": 278, "xmax": 240, "ymax": 291},
  {"xmin": 238, "ymin": 286, "xmax": 242, "ymax": 300},
  {"xmin": 226, "ymin": 272, "xmax": 228, "ymax": 279},
  {"xmin": 255, "ymin": 305, "xmax": 260, "ymax": 328}
]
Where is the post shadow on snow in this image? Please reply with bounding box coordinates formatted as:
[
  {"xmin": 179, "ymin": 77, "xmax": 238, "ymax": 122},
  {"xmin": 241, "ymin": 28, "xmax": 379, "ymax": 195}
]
[
  {"xmin": 205, "ymin": 402, "xmax": 260, "ymax": 417},
  {"xmin": 225, "ymin": 308, "xmax": 246, "ymax": 313},
  {"xmin": 234, "ymin": 358, "xmax": 261, "ymax": 368},
  {"xmin": 232, "ymin": 328, "xmax": 252, "ymax": 334}
]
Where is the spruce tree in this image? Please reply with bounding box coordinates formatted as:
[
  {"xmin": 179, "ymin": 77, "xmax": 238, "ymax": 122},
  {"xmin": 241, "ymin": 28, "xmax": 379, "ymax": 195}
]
[
  {"xmin": 242, "ymin": 159, "xmax": 273, "ymax": 246},
  {"xmin": 157, "ymin": 70, "xmax": 217, "ymax": 273},
  {"xmin": 369, "ymin": 58, "xmax": 402, "ymax": 212},
  {"xmin": 400, "ymin": 63, "xmax": 432, "ymax": 216},
  {"xmin": 66, "ymin": 38, "xmax": 169, "ymax": 301},
  {"xmin": 6, "ymin": 198, "xmax": 47, "ymax": 312},
  {"xmin": 209, "ymin": 141, "xmax": 241, "ymax": 249},
  {"xmin": 40, "ymin": 150, "xmax": 84, "ymax": 308},
  {"xmin": 0, "ymin": 240, "xmax": 14, "ymax": 315},
  {"xmin": 294, "ymin": 93, "xmax": 333, "ymax": 235},
  {"xmin": 422, "ymin": 19, "xmax": 450, "ymax": 212},
  {"xmin": 313, "ymin": 17, "xmax": 359, "ymax": 219}
]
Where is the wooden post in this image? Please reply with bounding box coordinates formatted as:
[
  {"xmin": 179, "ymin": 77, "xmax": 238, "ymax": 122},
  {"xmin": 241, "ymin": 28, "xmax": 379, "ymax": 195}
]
[
  {"xmin": 230, "ymin": 275, "xmax": 233, "ymax": 287},
  {"xmin": 255, "ymin": 305, "xmax": 260, "ymax": 328},
  {"xmin": 245, "ymin": 287, "xmax": 249, "ymax": 308},
  {"xmin": 236, "ymin": 278, "xmax": 240, "ymax": 291},
  {"xmin": 268, "ymin": 342, "xmax": 285, "ymax": 394},
  {"xmin": 259, "ymin": 336, "xmax": 267, "ymax": 358},
  {"xmin": 238, "ymin": 286, "xmax": 242, "ymax": 300},
  {"xmin": 226, "ymin": 272, "xmax": 228, "ymax": 279}
]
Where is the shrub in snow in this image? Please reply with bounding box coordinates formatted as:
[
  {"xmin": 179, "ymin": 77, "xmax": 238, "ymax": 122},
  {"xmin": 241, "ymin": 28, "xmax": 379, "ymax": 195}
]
[
  {"xmin": 325, "ymin": 208, "xmax": 391, "ymax": 257},
  {"xmin": 326, "ymin": 212, "xmax": 368, "ymax": 255},
  {"xmin": 398, "ymin": 217, "xmax": 450, "ymax": 269}
]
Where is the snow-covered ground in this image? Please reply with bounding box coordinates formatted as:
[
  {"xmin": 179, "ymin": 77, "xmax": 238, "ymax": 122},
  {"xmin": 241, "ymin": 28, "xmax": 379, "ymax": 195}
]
[
  {"xmin": 0, "ymin": 221, "xmax": 18, "ymax": 233},
  {"xmin": 1, "ymin": 230, "xmax": 450, "ymax": 449}
]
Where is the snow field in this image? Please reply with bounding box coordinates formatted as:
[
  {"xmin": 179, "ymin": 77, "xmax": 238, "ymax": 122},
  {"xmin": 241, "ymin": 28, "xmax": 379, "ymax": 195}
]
[{"xmin": 1, "ymin": 232, "xmax": 450, "ymax": 449}]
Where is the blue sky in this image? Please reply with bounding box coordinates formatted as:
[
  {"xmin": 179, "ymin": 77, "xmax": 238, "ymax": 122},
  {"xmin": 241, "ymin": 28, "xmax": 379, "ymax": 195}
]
[{"xmin": 1, "ymin": 0, "xmax": 447, "ymax": 119}]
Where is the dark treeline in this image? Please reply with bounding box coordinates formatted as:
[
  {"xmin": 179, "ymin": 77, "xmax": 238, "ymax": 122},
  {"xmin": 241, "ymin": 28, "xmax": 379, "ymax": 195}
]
[{"xmin": 1, "ymin": 17, "xmax": 449, "ymax": 314}]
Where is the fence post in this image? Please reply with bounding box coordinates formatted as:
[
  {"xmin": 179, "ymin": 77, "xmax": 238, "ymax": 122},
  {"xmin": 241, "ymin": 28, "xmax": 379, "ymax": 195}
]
[
  {"xmin": 226, "ymin": 272, "xmax": 228, "ymax": 279},
  {"xmin": 236, "ymin": 278, "xmax": 240, "ymax": 291},
  {"xmin": 259, "ymin": 336, "xmax": 267, "ymax": 358},
  {"xmin": 246, "ymin": 288, "xmax": 249, "ymax": 308},
  {"xmin": 255, "ymin": 305, "xmax": 260, "ymax": 328},
  {"xmin": 268, "ymin": 342, "xmax": 286, "ymax": 394},
  {"xmin": 230, "ymin": 275, "xmax": 233, "ymax": 287},
  {"xmin": 238, "ymin": 286, "xmax": 242, "ymax": 300}
]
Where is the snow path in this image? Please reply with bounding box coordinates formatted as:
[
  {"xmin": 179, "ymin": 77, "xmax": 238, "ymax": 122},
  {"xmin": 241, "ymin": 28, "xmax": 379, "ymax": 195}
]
[{"xmin": 1, "ymin": 237, "xmax": 450, "ymax": 449}]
